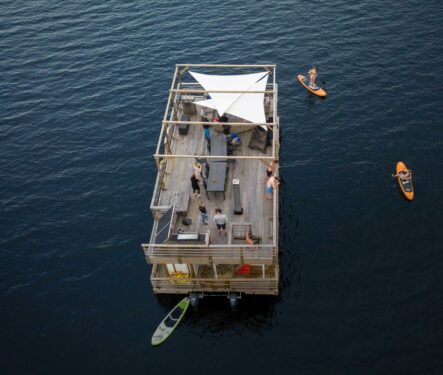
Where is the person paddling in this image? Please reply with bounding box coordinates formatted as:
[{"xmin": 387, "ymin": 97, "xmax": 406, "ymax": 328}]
[
  {"xmin": 308, "ymin": 66, "xmax": 317, "ymax": 88},
  {"xmin": 392, "ymin": 169, "xmax": 412, "ymax": 181}
]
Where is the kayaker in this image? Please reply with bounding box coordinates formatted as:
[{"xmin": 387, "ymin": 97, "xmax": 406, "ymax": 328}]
[{"xmin": 392, "ymin": 169, "xmax": 412, "ymax": 181}]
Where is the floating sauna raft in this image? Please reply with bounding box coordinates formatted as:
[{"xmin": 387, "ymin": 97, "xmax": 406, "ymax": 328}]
[{"xmin": 142, "ymin": 64, "xmax": 280, "ymax": 301}]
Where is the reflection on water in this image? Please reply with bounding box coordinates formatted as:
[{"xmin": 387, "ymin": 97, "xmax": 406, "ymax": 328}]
[{"xmin": 157, "ymin": 294, "xmax": 277, "ymax": 335}]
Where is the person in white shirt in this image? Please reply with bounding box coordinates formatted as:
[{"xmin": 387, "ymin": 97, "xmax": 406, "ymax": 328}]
[{"xmin": 213, "ymin": 208, "xmax": 227, "ymax": 236}]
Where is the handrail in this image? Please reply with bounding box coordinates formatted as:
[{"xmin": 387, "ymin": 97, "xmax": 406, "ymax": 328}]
[
  {"xmin": 176, "ymin": 64, "xmax": 275, "ymax": 68},
  {"xmin": 151, "ymin": 278, "xmax": 279, "ymax": 293},
  {"xmin": 171, "ymin": 89, "xmax": 274, "ymax": 94},
  {"xmin": 162, "ymin": 120, "xmax": 276, "ymax": 127},
  {"xmin": 154, "ymin": 154, "xmax": 275, "ymax": 160},
  {"xmin": 142, "ymin": 243, "xmax": 274, "ymax": 249},
  {"xmin": 143, "ymin": 245, "xmax": 277, "ymax": 260},
  {"xmin": 152, "ymin": 277, "xmax": 277, "ymax": 282}
]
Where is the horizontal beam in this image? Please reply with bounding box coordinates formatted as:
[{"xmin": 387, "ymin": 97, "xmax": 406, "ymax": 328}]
[
  {"xmin": 154, "ymin": 154, "xmax": 275, "ymax": 160},
  {"xmin": 163, "ymin": 120, "xmax": 275, "ymax": 127},
  {"xmin": 142, "ymin": 244, "xmax": 275, "ymax": 249},
  {"xmin": 176, "ymin": 64, "xmax": 275, "ymax": 68},
  {"xmin": 150, "ymin": 206, "xmax": 172, "ymax": 210},
  {"xmin": 171, "ymin": 89, "xmax": 275, "ymax": 94}
]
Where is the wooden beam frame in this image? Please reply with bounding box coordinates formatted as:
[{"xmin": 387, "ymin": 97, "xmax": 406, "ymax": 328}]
[
  {"xmin": 142, "ymin": 243, "xmax": 275, "ymax": 249},
  {"xmin": 162, "ymin": 120, "xmax": 276, "ymax": 127},
  {"xmin": 171, "ymin": 89, "xmax": 275, "ymax": 94},
  {"xmin": 176, "ymin": 64, "xmax": 275, "ymax": 68},
  {"xmin": 145, "ymin": 65, "xmax": 280, "ymax": 295},
  {"xmin": 155, "ymin": 65, "xmax": 180, "ymax": 166},
  {"xmin": 154, "ymin": 154, "xmax": 275, "ymax": 160}
]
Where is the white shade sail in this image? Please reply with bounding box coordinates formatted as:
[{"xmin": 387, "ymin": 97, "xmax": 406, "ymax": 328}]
[{"xmin": 190, "ymin": 71, "xmax": 269, "ymax": 124}]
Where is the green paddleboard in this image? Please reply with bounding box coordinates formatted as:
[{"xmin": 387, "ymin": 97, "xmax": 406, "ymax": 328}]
[{"xmin": 151, "ymin": 297, "xmax": 190, "ymax": 346}]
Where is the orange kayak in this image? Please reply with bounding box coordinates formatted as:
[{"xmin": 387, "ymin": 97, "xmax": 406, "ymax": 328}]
[
  {"xmin": 297, "ymin": 74, "xmax": 327, "ymax": 97},
  {"xmin": 396, "ymin": 161, "xmax": 414, "ymax": 200}
]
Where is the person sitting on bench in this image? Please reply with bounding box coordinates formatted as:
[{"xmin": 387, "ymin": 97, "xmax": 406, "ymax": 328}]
[
  {"xmin": 246, "ymin": 231, "xmax": 254, "ymax": 245},
  {"xmin": 245, "ymin": 230, "xmax": 260, "ymax": 245}
]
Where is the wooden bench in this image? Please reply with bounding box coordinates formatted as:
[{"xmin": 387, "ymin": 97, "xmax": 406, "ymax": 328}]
[
  {"xmin": 175, "ymin": 186, "xmax": 191, "ymax": 214},
  {"xmin": 232, "ymin": 178, "xmax": 243, "ymax": 215},
  {"xmin": 229, "ymin": 223, "xmax": 261, "ymax": 245}
]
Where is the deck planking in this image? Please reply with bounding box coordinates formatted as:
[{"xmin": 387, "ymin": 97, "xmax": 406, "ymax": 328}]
[{"xmin": 158, "ymin": 115, "xmax": 274, "ymax": 246}]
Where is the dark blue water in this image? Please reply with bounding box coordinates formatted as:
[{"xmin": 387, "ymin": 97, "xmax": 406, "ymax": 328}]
[{"xmin": 2, "ymin": 0, "xmax": 443, "ymax": 373}]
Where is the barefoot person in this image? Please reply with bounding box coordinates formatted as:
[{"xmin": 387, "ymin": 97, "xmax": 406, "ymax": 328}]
[
  {"xmin": 266, "ymin": 159, "xmax": 279, "ymax": 178},
  {"xmin": 245, "ymin": 231, "xmax": 254, "ymax": 245},
  {"xmin": 193, "ymin": 161, "xmax": 203, "ymax": 180},
  {"xmin": 308, "ymin": 66, "xmax": 317, "ymax": 88},
  {"xmin": 266, "ymin": 176, "xmax": 280, "ymax": 200},
  {"xmin": 198, "ymin": 200, "xmax": 209, "ymax": 225},
  {"xmin": 213, "ymin": 208, "xmax": 227, "ymax": 236},
  {"xmin": 190, "ymin": 175, "xmax": 201, "ymax": 198}
]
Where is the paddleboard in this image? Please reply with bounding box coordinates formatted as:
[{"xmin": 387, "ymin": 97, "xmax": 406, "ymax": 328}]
[
  {"xmin": 396, "ymin": 161, "xmax": 414, "ymax": 201},
  {"xmin": 297, "ymin": 74, "xmax": 327, "ymax": 97},
  {"xmin": 151, "ymin": 297, "xmax": 190, "ymax": 346}
]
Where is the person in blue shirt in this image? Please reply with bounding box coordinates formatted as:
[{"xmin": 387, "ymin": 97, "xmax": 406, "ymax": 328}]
[{"xmin": 203, "ymin": 124, "xmax": 211, "ymax": 152}]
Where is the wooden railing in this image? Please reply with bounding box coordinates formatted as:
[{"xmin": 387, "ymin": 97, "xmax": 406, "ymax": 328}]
[
  {"xmin": 151, "ymin": 277, "xmax": 279, "ymax": 295},
  {"xmin": 142, "ymin": 244, "xmax": 277, "ymax": 265}
]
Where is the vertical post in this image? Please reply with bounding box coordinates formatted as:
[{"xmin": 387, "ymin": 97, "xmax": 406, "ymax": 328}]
[
  {"xmin": 272, "ymin": 68, "xmax": 279, "ymax": 252},
  {"xmin": 273, "ymin": 67, "xmax": 277, "ymax": 120},
  {"xmin": 213, "ymin": 264, "xmax": 218, "ymax": 279},
  {"xmin": 262, "ymin": 265, "xmax": 265, "ymax": 279},
  {"xmin": 272, "ymin": 123, "xmax": 277, "ymax": 160},
  {"xmin": 155, "ymin": 65, "xmax": 179, "ymax": 162},
  {"xmin": 192, "ymin": 264, "xmax": 198, "ymax": 278},
  {"xmin": 164, "ymin": 124, "xmax": 172, "ymax": 154}
]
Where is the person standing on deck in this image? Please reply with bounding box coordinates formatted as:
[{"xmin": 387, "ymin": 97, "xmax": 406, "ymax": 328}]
[
  {"xmin": 266, "ymin": 176, "xmax": 280, "ymax": 200},
  {"xmin": 191, "ymin": 175, "xmax": 201, "ymax": 198},
  {"xmin": 198, "ymin": 200, "xmax": 209, "ymax": 225},
  {"xmin": 213, "ymin": 208, "xmax": 227, "ymax": 236},
  {"xmin": 308, "ymin": 66, "xmax": 317, "ymax": 88},
  {"xmin": 203, "ymin": 124, "xmax": 211, "ymax": 153},
  {"xmin": 193, "ymin": 161, "xmax": 203, "ymax": 180},
  {"xmin": 266, "ymin": 159, "xmax": 279, "ymax": 178}
]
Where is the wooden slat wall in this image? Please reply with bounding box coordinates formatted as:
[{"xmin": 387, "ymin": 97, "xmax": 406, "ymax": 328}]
[
  {"xmin": 151, "ymin": 278, "xmax": 279, "ymax": 295},
  {"xmin": 144, "ymin": 245, "xmax": 276, "ymax": 265}
]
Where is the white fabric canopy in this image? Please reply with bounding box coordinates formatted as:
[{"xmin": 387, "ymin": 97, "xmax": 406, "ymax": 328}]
[{"xmin": 190, "ymin": 71, "xmax": 269, "ymax": 124}]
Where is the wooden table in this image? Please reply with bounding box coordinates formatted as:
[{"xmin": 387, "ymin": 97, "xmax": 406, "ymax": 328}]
[{"xmin": 206, "ymin": 133, "xmax": 227, "ymax": 199}]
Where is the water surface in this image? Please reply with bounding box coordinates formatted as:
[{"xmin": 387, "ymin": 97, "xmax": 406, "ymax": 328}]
[{"xmin": 1, "ymin": 0, "xmax": 443, "ymax": 373}]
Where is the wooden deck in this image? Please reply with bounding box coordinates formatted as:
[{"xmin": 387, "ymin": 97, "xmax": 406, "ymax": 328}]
[
  {"xmin": 158, "ymin": 119, "xmax": 274, "ymax": 245},
  {"xmin": 143, "ymin": 64, "xmax": 280, "ymax": 296}
]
